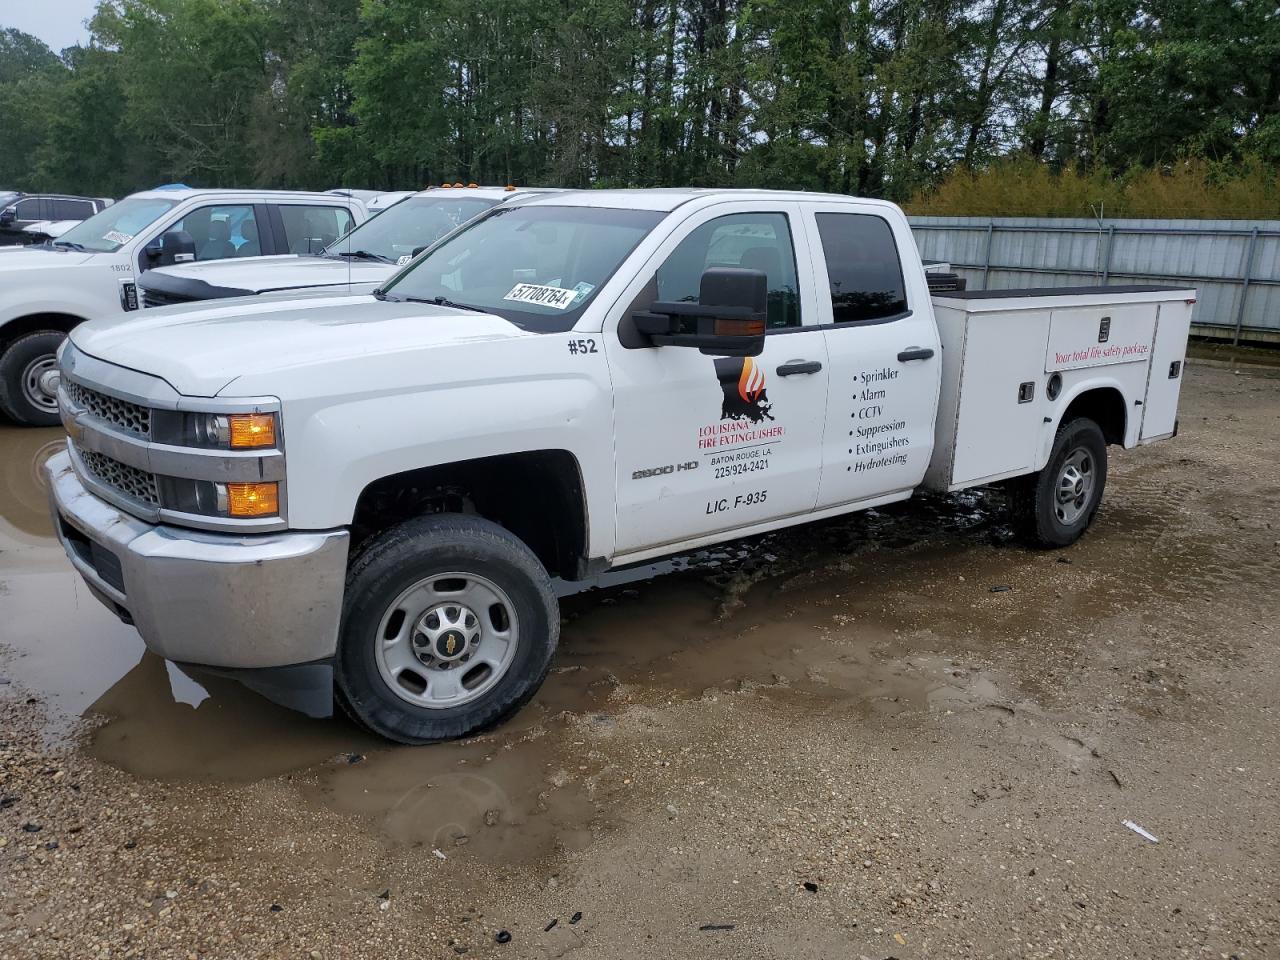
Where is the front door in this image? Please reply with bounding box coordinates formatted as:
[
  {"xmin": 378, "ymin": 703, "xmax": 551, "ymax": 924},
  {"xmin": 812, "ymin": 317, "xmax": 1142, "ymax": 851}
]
[
  {"xmin": 799, "ymin": 203, "xmax": 941, "ymax": 508},
  {"xmin": 607, "ymin": 204, "xmax": 830, "ymax": 555}
]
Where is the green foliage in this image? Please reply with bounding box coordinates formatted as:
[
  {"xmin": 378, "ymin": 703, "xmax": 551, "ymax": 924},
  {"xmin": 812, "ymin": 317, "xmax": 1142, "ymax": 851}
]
[
  {"xmin": 0, "ymin": 0, "xmax": 1275, "ymax": 218},
  {"xmin": 908, "ymin": 155, "xmax": 1280, "ymax": 219}
]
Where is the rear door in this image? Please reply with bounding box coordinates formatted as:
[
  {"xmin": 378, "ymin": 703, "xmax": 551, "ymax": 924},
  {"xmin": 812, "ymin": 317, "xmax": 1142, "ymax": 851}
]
[
  {"xmin": 801, "ymin": 203, "xmax": 941, "ymax": 509},
  {"xmin": 607, "ymin": 202, "xmax": 830, "ymax": 554}
]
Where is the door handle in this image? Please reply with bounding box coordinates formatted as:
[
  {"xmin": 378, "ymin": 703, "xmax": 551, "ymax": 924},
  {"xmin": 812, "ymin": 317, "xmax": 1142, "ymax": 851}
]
[
  {"xmin": 897, "ymin": 347, "xmax": 935, "ymax": 362},
  {"xmin": 776, "ymin": 360, "xmax": 823, "ymax": 376}
]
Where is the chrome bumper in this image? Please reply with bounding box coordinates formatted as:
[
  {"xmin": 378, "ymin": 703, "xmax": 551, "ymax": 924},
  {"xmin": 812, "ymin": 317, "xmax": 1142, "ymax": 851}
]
[{"xmin": 45, "ymin": 449, "xmax": 349, "ymax": 669}]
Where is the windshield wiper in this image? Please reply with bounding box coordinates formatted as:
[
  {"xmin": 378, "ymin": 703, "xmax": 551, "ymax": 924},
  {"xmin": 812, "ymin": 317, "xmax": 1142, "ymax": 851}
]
[
  {"xmin": 401, "ymin": 295, "xmax": 487, "ymax": 314},
  {"xmin": 52, "ymin": 240, "xmax": 87, "ymax": 251},
  {"xmin": 327, "ymin": 249, "xmax": 394, "ymax": 264}
]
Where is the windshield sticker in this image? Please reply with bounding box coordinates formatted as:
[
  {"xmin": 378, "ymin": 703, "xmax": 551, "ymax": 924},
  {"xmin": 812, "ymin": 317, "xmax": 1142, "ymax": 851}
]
[
  {"xmin": 103, "ymin": 230, "xmax": 133, "ymax": 245},
  {"xmin": 397, "ymin": 254, "xmax": 412, "ymax": 265},
  {"xmin": 571, "ymin": 281, "xmax": 595, "ymax": 303},
  {"xmin": 504, "ymin": 282, "xmax": 577, "ymax": 310}
]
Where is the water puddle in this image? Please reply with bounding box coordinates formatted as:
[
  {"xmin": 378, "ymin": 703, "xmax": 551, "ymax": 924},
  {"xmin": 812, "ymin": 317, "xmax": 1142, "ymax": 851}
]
[{"xmin": 0, "ymin": 427, "xmax": 200, "ymax": 733}]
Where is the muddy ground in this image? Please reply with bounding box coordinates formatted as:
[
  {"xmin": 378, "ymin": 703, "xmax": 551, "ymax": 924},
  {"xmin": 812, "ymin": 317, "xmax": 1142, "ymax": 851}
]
[{"xmin": 1, "ymin": 359, "xmax": 1278, "ymax": 960}]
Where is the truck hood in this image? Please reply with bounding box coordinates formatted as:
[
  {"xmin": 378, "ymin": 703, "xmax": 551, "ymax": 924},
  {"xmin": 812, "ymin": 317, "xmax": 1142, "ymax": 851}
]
[
  {"xmin": 69, "ymin": 294, "xmax": 532, "ymax": 397},
  {"xmin": 142, "ymin": 254, "xmax": 395, "ymax": 295},
  {"xmin": 0, "ymin": 246, "xmax": 97, "ymax": 269}
]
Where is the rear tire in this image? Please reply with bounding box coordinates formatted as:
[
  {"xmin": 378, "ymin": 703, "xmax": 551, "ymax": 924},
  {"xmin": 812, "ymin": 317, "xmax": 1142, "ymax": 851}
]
[
  {"xmin": 0, "ymin": 330, "xmax": 66, "ymax": 427},
  {"xmin": 1010, "ymin": 417, "xmax": 1108, "ymax": 548},
  {"xmin": 335, "ymin": 514, "xmax": 559, "ymax": 744}
]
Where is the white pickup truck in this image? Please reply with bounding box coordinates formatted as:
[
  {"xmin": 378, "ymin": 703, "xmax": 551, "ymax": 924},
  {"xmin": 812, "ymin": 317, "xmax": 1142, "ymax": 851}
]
[
  {"xmin": 45, "ymin": 189, "xmax": 1194, "ymax": 743},
  {"xmin": 135, "ymin": 186, "xmax": 552, "ymax": 308},
  {"xmin": 0, "ymin": 188, "xmax": 366, "ymax": 426}
]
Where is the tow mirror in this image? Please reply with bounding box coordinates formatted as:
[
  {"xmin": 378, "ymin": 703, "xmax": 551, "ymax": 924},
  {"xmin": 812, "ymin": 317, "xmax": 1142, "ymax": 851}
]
[{"xmin": 633, "ymin": 266, "xmax": 767, "ymax": 357}]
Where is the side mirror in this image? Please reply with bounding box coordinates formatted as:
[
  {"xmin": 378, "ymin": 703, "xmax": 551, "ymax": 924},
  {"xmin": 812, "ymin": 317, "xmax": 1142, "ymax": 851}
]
[
  {"xmin": 0, "ymin": 208, "xmax": 15, "ymax": 225},
  {"xmin": 633, "ymin": 266, "xmax": 767, "ymax": 357},
  {"xmin": 157, "ymin": 230, "xmax": 196, "ymax": 267}
]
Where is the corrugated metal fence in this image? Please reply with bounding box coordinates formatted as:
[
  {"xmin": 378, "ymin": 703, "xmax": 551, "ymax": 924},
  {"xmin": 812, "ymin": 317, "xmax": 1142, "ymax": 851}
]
[{"xmin": 907, "ymin": 216, "xmax": 1280, "ymax": 344}]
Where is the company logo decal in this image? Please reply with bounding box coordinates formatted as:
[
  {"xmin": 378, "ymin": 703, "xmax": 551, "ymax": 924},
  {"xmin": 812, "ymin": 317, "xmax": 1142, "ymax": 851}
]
[
  {"xmin": 698, "ymin": 357, "xmax": 785, "ymax": 451},
  {"xmin": 715, "ymin": 357, "xmax": 773, "ymax": 424}
]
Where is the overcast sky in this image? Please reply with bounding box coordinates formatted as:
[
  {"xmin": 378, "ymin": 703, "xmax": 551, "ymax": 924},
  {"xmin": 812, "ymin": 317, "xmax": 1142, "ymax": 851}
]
[{"xmin": 1, "ymin": 0, "xmax": 97, "ymax": 52}]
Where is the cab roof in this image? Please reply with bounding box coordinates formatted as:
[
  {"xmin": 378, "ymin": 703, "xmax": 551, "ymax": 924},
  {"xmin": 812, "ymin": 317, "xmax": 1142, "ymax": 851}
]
[
  {"xmin": 126, "ymin": 188, "xmax": 368, "ymax": 203},
  {"xmin": 515, "ymin": 188, "xmax": 898, "ymax": 212}
]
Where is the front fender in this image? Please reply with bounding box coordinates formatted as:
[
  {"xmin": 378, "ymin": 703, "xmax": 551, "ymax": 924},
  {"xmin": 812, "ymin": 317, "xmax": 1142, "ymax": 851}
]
[
  {"xmin": 260, "ymin": 339, "xmax": 616, "ymax": 559},
  {"xmin": 0, "ymin": 268, "xmax": 124, "ymax": 332}
]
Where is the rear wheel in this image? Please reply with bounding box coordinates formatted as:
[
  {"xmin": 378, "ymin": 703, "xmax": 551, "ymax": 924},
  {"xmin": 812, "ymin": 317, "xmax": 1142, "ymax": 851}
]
[
  {"xmin": 0, "ymin": 330, "xmax": 65, "ymax": 427},
  {"xmin": 1011, "ymin": 417, "xmax": 1108, "ymax": 548},
  {"xmin": 335, "ymin": 514, "xmax": 559, "ymax": 744}
]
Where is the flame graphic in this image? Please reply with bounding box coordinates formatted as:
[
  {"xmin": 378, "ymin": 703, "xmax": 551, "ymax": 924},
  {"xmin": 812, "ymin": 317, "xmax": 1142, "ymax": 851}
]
[{"xmin": 737, "ymin": 357, "xmax": 765, "ymax": 403}]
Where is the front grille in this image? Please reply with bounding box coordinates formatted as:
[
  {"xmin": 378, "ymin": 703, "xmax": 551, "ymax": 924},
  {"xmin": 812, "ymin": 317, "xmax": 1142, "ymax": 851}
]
[
  {"xmin": 142, "ymin": 287, "xmax": 196, "ymax": 308},
  {"xmin": 78, "ymin": 448, "xmax": 160, "ymax": 507},
  {"xmin": 63, "ymin": 380, "xmax": 151, "ymax": 438}
]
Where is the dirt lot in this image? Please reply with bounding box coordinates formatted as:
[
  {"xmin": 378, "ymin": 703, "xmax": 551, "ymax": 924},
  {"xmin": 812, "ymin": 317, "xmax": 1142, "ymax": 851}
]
[{"xmin": 1, "ymin": 360, "xmax": 1278, "ymax": 960}]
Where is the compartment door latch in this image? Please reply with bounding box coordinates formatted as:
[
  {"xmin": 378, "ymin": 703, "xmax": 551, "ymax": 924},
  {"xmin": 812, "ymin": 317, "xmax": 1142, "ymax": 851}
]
[
  {"xmin": 1018, "ymin": 381, "xmax": 1035, "ymax": 403},
  {"xmin": 1098, "ymin": 315, "xmax": 1111, "ymax": 342}
]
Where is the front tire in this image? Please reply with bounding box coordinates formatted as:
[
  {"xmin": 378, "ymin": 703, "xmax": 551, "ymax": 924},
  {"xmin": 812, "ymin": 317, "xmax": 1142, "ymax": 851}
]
[
  {"xmin": 335, "ymin": 514, "xmax": 559, "ymax": 744},
  {"xmin": 0, "ymin": 330, "xmax": 66, "ymax": 427},
  {"xmin": 1011, "ymin": 417, "xmax": 1108, "ymax": 548}
]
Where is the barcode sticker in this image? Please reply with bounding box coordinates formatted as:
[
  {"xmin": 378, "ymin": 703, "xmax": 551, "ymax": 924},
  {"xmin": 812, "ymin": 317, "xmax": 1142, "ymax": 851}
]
[{"xmin": 504, "ymin": 283, "xmax": 577, "ymax": 310}]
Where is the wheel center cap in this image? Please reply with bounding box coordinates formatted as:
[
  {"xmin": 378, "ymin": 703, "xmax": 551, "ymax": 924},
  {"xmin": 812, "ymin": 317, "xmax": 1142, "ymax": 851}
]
[{"xmin": 434, "ymin": 630, "xmax": 468, "ymax": 661}]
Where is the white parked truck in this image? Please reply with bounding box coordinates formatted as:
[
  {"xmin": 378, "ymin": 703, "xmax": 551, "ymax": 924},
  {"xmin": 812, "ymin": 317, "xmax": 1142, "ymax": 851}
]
[
  {"xmin": 45, "ymin": 189, "xmax": 1195, "ymax": 743},
  {"xmin": 0, "ymin": 188, "xmax": 367, "ymax": 426},
  {"xmin": 136, "ymin": 186, "xmax": 554, "ymax": 309}
]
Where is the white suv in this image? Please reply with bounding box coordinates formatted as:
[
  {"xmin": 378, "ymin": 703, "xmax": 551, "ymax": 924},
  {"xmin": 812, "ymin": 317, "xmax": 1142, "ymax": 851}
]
[{"xmin": 0, "ymin": 187, "xmax": 367, "ymax": 425}]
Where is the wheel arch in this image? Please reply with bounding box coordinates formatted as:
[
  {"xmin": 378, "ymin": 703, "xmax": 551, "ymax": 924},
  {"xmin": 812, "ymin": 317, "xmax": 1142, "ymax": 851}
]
[
  {"xmin": 349, "ymin": 449, "xmax": 590, "ymax": 581},
  {"xmin": 0, "ymin": 312, "xmax": 84, "ymax": 350},
  {"xmin": 1036, "ymin": 381, "xmax": 1129, "ymax": 470}
]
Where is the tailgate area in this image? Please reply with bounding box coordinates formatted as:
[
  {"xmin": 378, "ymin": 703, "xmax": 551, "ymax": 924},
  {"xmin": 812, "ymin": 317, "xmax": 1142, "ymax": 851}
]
[{"xmin": 923, "ymin": 286, "xmax": 1195, "ymax": 493}]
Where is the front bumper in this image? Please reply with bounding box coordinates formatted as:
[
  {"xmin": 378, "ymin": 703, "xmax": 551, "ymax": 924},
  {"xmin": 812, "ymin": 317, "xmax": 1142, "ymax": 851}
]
[{"xmin": 45, "ymin": 449, "xmax": 349, "ymax": 671}]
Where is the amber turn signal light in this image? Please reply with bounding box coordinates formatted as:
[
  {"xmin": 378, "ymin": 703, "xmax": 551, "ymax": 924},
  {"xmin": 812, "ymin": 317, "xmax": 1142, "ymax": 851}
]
[
  {"xmin": 225, "ymin": 482, "xmax": 279, "ymax": 517},
  {"xmin": 714, "ymin": 318, "xmax": 765, "ymax": 337},
  {"xmin": 228, "ymin": 413, "xmax": 275, "ymax": 448}
]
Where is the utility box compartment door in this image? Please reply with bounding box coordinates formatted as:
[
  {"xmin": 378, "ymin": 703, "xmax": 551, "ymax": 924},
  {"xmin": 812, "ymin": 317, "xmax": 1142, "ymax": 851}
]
[
  {"xmin": 949, "ymin": 310, "xmax": 1051, "ymax": 487},
  {"xmin": 1140, "ymin": 299, "xmax": 1194, "ymax": 440},
  {"xmin": 1045, "ymin": 303, "xmax": 1157, "ymax": 372}
]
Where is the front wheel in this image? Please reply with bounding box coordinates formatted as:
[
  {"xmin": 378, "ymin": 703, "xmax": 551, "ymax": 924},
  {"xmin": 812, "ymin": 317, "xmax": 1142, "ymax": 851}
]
[
  {"xmin": 0, "ymin": 330, "xmax": 66, "ymax": 427},
  {"xmin": 1010, "ymin": 417, "xmax": 1108, "ymax": 548},
  {"xmin": 335, "ymin": 514, "xmax": 559, "ymax": 744}
]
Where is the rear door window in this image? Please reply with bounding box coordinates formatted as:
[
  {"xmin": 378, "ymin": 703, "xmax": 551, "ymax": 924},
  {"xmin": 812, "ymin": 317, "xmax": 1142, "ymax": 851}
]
[
  {"xmin": 52, "ymin": 199, "xmax": 95, "ymax": 220},
  {"xmin": 814, "ymin": 213, "xmax": 908, "ymax": 323},
  {"xmin": 278, "ymin": 205, "xmax": 356, "ymax": 254}
]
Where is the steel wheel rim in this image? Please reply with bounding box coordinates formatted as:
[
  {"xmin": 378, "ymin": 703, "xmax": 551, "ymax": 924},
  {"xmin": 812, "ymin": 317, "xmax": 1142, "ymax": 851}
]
[
  {"xmin": 21, "ymin": 354, "xmax": 59, "ymax": 414},
  {"xmin": 1054, "ymin": 446, "xmax": 1095, "ymax": 526},
  {"xmin": 374, "ymin": 571, "xmax": 519, "ymax": 710}
]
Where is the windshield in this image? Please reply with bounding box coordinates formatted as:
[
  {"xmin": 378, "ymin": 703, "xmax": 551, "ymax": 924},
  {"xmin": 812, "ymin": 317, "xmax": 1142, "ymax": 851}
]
[
  {"xmin": 382, "ymin": 205, "xmax": 664, "ymax": 331},
  {"xmin": 323, "ymin": 194, "xmax": 499, "ymax": 263},
  {"xmin": 55, "ymin": 196, "xmax": 178, "ymax": 253}
]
